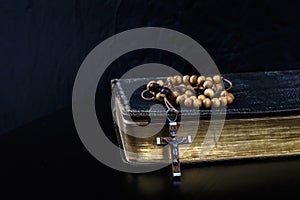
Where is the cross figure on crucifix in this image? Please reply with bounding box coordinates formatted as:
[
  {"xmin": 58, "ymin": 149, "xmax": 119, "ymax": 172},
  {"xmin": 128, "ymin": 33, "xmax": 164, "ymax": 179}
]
[{"xmin": 156, "ymin": 121, "xmax": 192, "ymax": 177}]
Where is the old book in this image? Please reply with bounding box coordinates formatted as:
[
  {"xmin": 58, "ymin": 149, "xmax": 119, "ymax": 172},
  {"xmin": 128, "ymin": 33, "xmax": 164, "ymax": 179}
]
[{"xmin": 111, "ymin": 70, "xmax": 300, "ymax": 165}]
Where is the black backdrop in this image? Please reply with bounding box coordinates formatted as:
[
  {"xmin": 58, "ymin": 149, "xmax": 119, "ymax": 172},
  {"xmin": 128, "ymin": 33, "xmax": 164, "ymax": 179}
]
[
  {"xmin": 1, "ymin": 0, "xmax": 300, "ymax": 199},
  {"xmin": 2, "ymin": 0, "xmax": 300, "ymax": 133}
]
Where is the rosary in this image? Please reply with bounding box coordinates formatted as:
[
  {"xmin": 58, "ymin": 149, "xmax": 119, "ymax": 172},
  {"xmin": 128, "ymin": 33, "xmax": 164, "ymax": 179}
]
[{"xmin": 141, "ymin": 74, "xmax": 234, "ymax": 178}]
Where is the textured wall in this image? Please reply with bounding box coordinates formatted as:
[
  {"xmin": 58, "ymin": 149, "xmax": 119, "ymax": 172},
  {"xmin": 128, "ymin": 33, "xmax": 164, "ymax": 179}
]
[{"xmin": 1, "ymin": 0, "xmax": 300, "ymax": 133}]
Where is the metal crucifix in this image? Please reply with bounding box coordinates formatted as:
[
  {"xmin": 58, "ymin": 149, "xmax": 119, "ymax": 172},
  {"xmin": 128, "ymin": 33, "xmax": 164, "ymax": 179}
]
[{"xmin": 156, "ymin": 121, "xmax": 192, "ymax": 177}]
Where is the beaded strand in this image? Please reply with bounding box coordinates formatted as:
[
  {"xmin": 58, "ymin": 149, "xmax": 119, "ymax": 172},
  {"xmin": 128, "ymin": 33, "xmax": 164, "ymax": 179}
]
[{"xmin": 142, "ymin": 75, "xmax": 234, "ymax": 109}]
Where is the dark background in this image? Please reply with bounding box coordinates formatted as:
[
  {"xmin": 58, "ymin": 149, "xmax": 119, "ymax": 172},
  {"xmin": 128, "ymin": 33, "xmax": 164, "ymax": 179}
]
[{"xmin": 1, "ymin": 0, "xmax": 300, "ymax": 199}]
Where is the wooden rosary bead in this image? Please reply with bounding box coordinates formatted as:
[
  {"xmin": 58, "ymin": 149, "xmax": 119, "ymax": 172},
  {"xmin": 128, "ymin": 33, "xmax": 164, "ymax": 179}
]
[
  {"xmin": 186, "ymin": 85, "xmax": 194, "ymax": 90},
  {"xmin": 211, "ymin": 98, "xmax": 221, "ymax": 108},
  {"xmin": 204, "ymin": 88, "xmax": 215, "ymax": 98},
  {"xmin": 197, "ymin": 75, "xmax": 206, "ymax": 85},
  {"xmin": 227, "ymin": 93, "xmax": 234, "ymax": 99},
  {"xmin": 213, "ymin": 75, "xmax": 221, "ymax": 84},
  {"xmin": 185, "ymin": 90, "xmax": 193, "ymax": 96},
  {"xmin": 148, "ymin": 82, "xmax": 161, "ymax": 93},
  {"xmin": 193, "ymin": 99, "xmax": 202, "ymax": 108},
  {"xmin": 155, "ymin": 92, "xmax": 164, "ymax": 102},
  {"xmin": 167, "ymin": 76, "xmax": 176, "ymax": 85},
  {"xmin": 183, "ymin": 75, "xmax": 190, "ymax": 84},
  {"xmin": 169, "ymin": 91, "xmax": 179, "ymax": 101},
  {"xmin": 174, "ymin": 75, "xmax": 182, "ymax": 84},
  {"xmin": 190, "ymin": 95, "xmax": 197, "ymax": 100},
  {"xmin": 178, "ymin": 84, "xmax": 186, "ymax": 93},
  {"xmin": 176, "ymin": 95, "xmax": 185, "ymax": 105},
  {"xmin": 206, "ymin": 77, "xmax": 213, "ymax": 82},
  {"xmin": 203, "ymin": 80, "xmax": 213, "ymax": 89},
  {"xmin": 156, "ymin": 80, "xmax": 164, "ymax": 87},
  {"xmin": 198, "ymin": 94, "xmax": 206, "ymax": 101},
  {"xmin": 215, "ymin": 83, "xmax": 223, "ymax": 92},
  {"xmin": 202, "ymin": 98, "xmax": 212, "ymax": 108},
  {"xmin": 173, "ymin": 91, "xmax": 180, "ymax": 98},
  {"xmin": 160, "ymin": 86, "xmax": 173, "ymax": 98},
  {"xmin": 147, "ymin": 81, "xmax": 156, "ymax": 90},
  {"xmin": 189, "ymin": 75, "xmax": 198, "ymax": 85},
  {"xmin": 219, "ymin": 96, "xmax": 227, "ymax": 106},
  {"xmin": 184, "ymin": 98, "xmax": 193, "ymax": 107},
  {"xmin": 220, "ymin": 90, "xmax": 228, "ymax": 97},
  {"xmin": 226, "ymin": 93, "xmax": 235, "ymax": 105}
]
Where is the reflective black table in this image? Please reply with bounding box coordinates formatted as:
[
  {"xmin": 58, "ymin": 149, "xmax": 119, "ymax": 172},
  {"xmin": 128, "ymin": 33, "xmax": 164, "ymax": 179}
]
[{"xmin": 1, "ymin": 107, "xmax": 300, "ymax": 200}]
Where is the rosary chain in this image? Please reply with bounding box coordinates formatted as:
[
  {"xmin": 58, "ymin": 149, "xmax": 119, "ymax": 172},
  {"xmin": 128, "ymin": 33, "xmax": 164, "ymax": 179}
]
[{"xmin": 141, "ymin": 74, "xmax": 235, "ymax": 110}]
